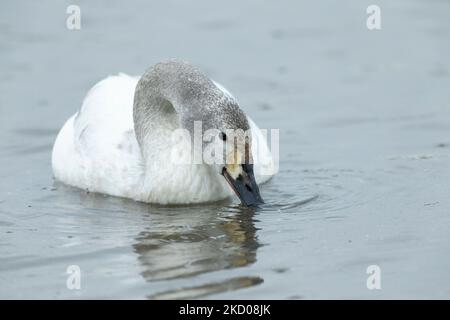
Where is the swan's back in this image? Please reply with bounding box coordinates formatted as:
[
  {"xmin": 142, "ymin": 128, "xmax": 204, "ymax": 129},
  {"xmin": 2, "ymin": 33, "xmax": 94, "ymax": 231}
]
[{"xmin": 52, "ymin": 74, "xmax": 142, "ymax": 198}]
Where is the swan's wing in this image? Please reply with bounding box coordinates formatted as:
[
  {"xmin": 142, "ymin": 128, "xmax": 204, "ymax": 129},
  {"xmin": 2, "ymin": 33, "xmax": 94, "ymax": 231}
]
[
  {"xmin": 74, "ymin": 74, "xmax": 139, "ymax": 156},
  {"xmin": 53, "ymin": 74, "xmax": 143, "ymax": 196},
  {"xmin": 213, "ymin": 81, "xmax": 276, "ymax": 184},
  {"xmin": 247, "ymin": 117, "xmax": 277, "ymax": 184}
]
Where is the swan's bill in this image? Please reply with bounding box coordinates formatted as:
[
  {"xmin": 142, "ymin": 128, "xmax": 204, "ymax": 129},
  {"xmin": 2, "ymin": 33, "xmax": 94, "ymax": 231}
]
[{"xmin": 222, "ymin": 164, "xmax": 264, "ymax": 207}]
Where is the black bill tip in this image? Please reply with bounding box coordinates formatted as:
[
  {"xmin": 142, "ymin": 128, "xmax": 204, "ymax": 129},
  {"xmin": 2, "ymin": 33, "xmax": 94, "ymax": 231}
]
[{"xmin": 222, "ymin": 164, "xmax": 264, "ymax": 207}]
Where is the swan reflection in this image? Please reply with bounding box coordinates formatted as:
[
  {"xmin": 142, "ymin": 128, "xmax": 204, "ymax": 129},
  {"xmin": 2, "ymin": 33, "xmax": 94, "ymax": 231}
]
[{"xmin": 133, "ymin": 204, "xmax": 263, "ymax": 299}]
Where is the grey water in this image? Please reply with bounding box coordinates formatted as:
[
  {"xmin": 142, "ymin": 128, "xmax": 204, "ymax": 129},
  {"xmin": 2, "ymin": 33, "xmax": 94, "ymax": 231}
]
[{"xmin": 1, "ymin": 0, "xmax": 450, "ymax": 299}]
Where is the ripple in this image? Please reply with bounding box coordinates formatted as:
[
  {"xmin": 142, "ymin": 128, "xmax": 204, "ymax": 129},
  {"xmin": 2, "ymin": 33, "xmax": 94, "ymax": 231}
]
[
  {"xmin": 254, "ymin": 167, "xmax": 381, "ymax": 220},
  {"xmin": 260, "ymin": 195, "xmax": 319, "ymax": 211}
]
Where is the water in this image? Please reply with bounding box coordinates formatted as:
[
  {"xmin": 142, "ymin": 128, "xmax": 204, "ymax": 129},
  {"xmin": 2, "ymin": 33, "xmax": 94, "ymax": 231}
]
[{"xmin": 1, "ymin": 0, "xmax": 450, "ymax": 299}]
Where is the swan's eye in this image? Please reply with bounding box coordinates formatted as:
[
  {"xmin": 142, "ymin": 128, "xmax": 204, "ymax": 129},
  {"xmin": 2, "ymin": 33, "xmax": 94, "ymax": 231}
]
[{"xmin": 219, "ymin": 132, "xmax": 227, "ymax": 141}]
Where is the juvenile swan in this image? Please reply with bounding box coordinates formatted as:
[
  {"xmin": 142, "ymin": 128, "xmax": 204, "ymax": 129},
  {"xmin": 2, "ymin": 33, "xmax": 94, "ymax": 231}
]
[{"xmin": 52, "ymin": 61, "xmax": 275, "ymax": 205}]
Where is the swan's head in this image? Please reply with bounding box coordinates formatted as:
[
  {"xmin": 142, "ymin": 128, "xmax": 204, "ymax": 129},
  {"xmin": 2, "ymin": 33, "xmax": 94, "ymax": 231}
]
[
  {"xmin": 219, "ymin": 134, "xmax": 264, "ymax": 207},
  {"xmin": 189, "ymin": 100, "xmax": 264, "ymax": 207}
]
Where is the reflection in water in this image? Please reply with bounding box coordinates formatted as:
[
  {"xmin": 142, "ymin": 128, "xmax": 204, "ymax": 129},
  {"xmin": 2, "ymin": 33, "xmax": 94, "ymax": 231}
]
[
  {"xmin": 133, "ymin": 204, "xmax": 263, "ymax": 299},
  {"xmin": 149, "ymin": 277, "xmax": 264, "ymax": 300}
]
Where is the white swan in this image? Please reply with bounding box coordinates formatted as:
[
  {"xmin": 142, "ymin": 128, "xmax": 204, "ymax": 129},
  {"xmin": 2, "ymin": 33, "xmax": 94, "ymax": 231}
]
[{"xmin": 52, "ymin": 61, "xmax": 275, "ymax": 205}]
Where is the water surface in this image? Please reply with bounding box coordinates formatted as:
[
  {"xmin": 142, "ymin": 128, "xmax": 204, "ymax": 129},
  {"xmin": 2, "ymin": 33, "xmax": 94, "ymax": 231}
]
[{"xmin": 1, "ymin": 0, "xmax": 450, "ymax": 299}]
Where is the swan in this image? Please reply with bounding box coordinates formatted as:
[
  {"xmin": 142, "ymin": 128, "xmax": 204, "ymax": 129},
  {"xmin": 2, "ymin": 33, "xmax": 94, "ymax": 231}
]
[{"xmin": 52, "ymin": 60, "xmax": 275, "ymax": 206}]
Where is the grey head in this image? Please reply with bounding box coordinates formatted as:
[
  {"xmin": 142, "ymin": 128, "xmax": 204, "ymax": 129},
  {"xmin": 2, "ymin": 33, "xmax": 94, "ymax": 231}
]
[
  {"xmin": 133, "ymin": 60, "xmax": 263, "ymax": 206},
  {"xmin": 135, "ymin": 60, "xmax": 249, "ymax": 134}
]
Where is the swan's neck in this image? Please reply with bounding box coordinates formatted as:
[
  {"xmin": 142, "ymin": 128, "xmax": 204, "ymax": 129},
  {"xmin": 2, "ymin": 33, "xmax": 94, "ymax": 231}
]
[
  {"xmin": 131, "ymin": 62, "xmax": 230, "ymax": 203},
  {"xmin": 133, "ymin": 61, "xmax": 222, "ymax": 159},
  {"xmin": 133, "ymin": 88, "xmax": 180, "ymax": 162}
]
